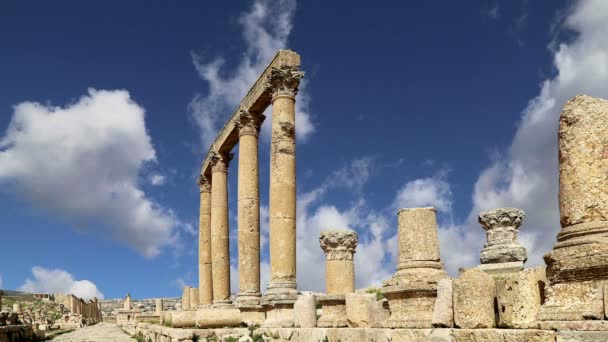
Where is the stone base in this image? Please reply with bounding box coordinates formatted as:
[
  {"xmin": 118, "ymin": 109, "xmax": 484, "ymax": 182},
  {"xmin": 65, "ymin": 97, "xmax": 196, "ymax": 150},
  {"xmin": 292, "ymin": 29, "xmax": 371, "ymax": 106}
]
[
  {"xmin": 261, "ymin": 293, "xmax": 298, "ymax": 328},
  {"xmin": 381, "ymin": 281, "xmax": 439, "ymax": 328},
  {"xmin": 317, "ymin": 294, "xmax": 347, "ymax": 328},
  {"xmin": 212, "ymin": 299, "xmax": 234, "ymax": 309},
  {"xmin": 475, "ymin": 261, "xmax": 524, "ymax": 275},
  {"xmin": 238, "ymin": 305, "xmax": 266, "ymax": 326},
  {"xmin": 538, "ymin": 320, "xmax": 608, "ymax": 331},
  {"xmin": 195, "ymin": 308, "xmax": 241, "ymax": 328},
  {"xmin": 538, "ymin": 280, "xmax": 604, "ymax": 321},
  {"xmin": 479, "ymin": 243, "xmax": 527, "ymax": 265}
]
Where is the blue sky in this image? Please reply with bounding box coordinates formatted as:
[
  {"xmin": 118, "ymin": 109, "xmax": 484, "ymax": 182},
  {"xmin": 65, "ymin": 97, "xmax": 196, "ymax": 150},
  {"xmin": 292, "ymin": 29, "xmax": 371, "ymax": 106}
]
[{"xmin": 2, "ymin": 0, "xmax": 608, "ymax": 300}]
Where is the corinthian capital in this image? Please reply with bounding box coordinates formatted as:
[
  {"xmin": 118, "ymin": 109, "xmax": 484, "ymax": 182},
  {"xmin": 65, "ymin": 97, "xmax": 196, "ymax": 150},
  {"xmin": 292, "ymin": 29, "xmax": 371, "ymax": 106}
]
[
  {"xmin": 210, "ymin": 151, "xmax": 233, "ymax": 173},
  {"xmin": 266, "ymin": 66, "xmax": 304, "ymax": 100},
  {"xmin": 235, "ymin": 110, "xmax": 265, "ymax": 137},
  {"xmin": 197, "ymin": 175, "xmax": 211, "ymax": 193},
  {"xmin": 319, "ymin": 230, "xmax": 358, "ymax": 261},
  {"xmin": 478, "ymin": 208, "xmax": 525, "ymax": 232}
]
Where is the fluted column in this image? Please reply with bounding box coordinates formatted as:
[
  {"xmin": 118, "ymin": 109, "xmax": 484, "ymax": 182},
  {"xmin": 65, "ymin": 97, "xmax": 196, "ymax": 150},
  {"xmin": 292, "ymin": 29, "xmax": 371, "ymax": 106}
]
[
  {"xmin": 198, "ymin": 176, "xmax": 213, "ymax": 305},
  {"xmin": 210, "ymin": 151, "xmax": 233, "ymax": 306},
  {"xmin": 236, "ymin": 110, "xmax": 264, "ymax": 306},
  {"xmin": 266, "ymin": 66, "xmax": 304, "ymax": 296}
]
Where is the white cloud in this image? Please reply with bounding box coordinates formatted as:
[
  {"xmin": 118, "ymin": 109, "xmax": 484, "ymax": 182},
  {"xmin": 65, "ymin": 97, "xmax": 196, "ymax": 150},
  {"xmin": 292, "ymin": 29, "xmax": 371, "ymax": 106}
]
[
  {"xmin": 0, "ymin": 89, "xmax": 180, "ymax": 257},
  {"xmin": 447, "ymin": 0, "xmax": 608, "ymax": 272},
  {"xmin": 19, "ymin": 267, "xmax": 104, "ymax": 301},
  {"xmin": 394, "ymin": 173, "xmax": 453, "ymax": 213},
  {"xmin": 190, "ymin": 0, "xmax": 314, "ymax": 150},
  {"xmin": 148, "ymin": 174, "xmax": 166, "ymax": 186}
]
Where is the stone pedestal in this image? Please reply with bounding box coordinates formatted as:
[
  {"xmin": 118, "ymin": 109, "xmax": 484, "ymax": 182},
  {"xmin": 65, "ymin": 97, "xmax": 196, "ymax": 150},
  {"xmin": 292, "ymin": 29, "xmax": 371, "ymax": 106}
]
[
  {"xmin": 197, "ymin": 176, "xmax": 213, "ymax": 305},
  {"xmin": 182, "ymin": 286, "xmax": 191, "ymax": 311},
  {"xmin": 235, "ymin": 111, "xmax": 264, "ymax": 323},
  {"xmin": 189, "ymin": 287, "xmax": 199, "ymax": 309},
  {"xmin": 381, "ymin": 207, "xmax": 448, "ymax": 328},
  {"xmin": 210, "ymin": 151, "xmax": 233, "ymax": 307},
  {"xmin": 478, "ymin": 208, "xmax": 527, "ymax": 274},
  {"xmin": 541, "ymin": 95, "xmax": 608, "ymax": 320},
  {"xmin": 316, "ymin": 230, "xmax": 358, "ymax": 328},
  {"xmin": 453, "ymin": 269, "xmax": 496, "ymax": 328},
  {"xmin": 263, "ymin": 66, "xmax": 303, "ymax": 326}
]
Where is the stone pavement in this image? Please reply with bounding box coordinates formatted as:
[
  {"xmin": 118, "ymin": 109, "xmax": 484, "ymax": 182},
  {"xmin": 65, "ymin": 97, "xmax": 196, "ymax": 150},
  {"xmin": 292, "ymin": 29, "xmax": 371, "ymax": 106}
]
[{"xmin": 50, "ymin": 322, "xmax": 134, "ymax": 341}]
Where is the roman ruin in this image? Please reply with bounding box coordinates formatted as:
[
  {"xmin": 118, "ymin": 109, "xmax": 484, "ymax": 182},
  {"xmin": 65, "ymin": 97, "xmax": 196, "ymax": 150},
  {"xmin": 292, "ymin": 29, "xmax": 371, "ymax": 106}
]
[{"xmin": 101, "ymin": 52, "xmax": 608, "ymax": 341}]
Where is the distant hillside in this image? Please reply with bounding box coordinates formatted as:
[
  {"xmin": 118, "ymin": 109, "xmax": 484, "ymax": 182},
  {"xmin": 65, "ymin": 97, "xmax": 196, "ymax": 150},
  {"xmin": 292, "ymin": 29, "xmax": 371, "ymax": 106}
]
[{"xmin": 2, "ymin": 290, "xmax": 28, "ymax": 297}]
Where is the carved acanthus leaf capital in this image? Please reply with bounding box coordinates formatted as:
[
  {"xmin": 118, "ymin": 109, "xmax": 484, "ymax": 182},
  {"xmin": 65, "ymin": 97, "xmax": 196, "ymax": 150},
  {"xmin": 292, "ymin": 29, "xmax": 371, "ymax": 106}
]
[
  {"xmin": 319, "ymin": 230, "xmax": 358, "ymax": 261},
  {"xmin": 266, "ymin": 66, "xmax": 304, "ymax": 100},
  {"xmin": 197, "ymin": 175, "xmax": 211, "ymax": 193},
  {"xmin": 235, "ymin": 110, "xmax": 265, "ymax": 137},
  {"xmin": 210, "ymin": 151, "xmax": 233, "ymax": 173},
  {"xmin": 478, "ymin": 208, "xmax": 525, "ymax": 231}
]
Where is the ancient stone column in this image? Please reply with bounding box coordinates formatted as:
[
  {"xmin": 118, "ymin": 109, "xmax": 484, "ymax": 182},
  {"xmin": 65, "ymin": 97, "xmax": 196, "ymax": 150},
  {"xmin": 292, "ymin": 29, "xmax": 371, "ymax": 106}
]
[
  {"xmin": 477, "ymin": 208, "xmax": 527, "ymax": 274},
  {"xmin": 265, "ymin": 66, "xmax": 303, "ymax": 298},
  {"xmin": 236, "ymin": 110, "xmax": 264, "ymax": 305},
  {"xmin": 541, "ymin": 95, "xmax": 608, "ymax": 321},
  {"xmin": 317, "ymin": 230, "xmax": 358, "ymax": 328},
  {"xmin": 381, "ymin": 207, "xmax": 448, "ymax": 328},
  {"xmin": 182, "ymin": 286, "xmax": 191, "ymax": 311},
  {"xmin": 210, "ymin": 151, "xmax": 233, "ymax": 306},
  {"xmin": 155, "ymin": 299, "xmax": 163, "ymax": 314},
  {"xmin": 13, "ymin": 303, "xmax": 22, "ymax": 314},
  {"xmin": 189, "ymin": 287, "xmax": 199, "ymax": 308},
  {"xmin": 197, "ymin": 175, "xmax": 213, "ymax": 305},
  {"xmin": 124, "ymin": 293, "xmax": 132, "ymax": 310}
]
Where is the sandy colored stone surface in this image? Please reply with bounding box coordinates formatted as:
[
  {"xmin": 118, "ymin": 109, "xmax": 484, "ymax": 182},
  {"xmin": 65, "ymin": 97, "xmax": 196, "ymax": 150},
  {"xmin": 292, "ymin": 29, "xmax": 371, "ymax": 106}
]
[
  {"xmin": 181, "ymin": 286, "xmax": 191, "ymax": 311},
  {"xmin": 432, "ymin": 278, "xmax": 454, "ymax": 327},
  {"xmin": 210, "ymin": 151, "xmax": 232, "ymax": 305},
  {"xmin": 51, "ymin": 322, "xmax": 135, "ymax": 342},
  {"xmin": 267, "ymin": 66, "xmax": 302, "ymax": 296},
  {"xmin": 453, "ymin": 269, "xmax": 496, "ymax": 328},
  {"xmin": 478, "ymin": 208, "xmax": 527, "ymax": 264},
  {"xmin": 557, "ymin": 331, "xmax": 608, "ymax": 342},
  {"xmin": 345, "ymin": 293, "xmax": 389, "ymax": 328},
  {"xmin": 558, "ymin": 95, "xmax": 608, "ymax": 228},
  {"xmin": 293, "ymin": 294, "xmax": 316, "ymax": 328},
  {"xmin": 317, "ymin": 295, "xmax": 347, "ymax": 328},
  {"xmin": 198, "ymin": 176, "xmax": 213, "ymax": 305},
  {"xmin": 539, "ymin": 280, "xmax": 603, "ymax": 321},
  {"xmin": 496, "ymin": 267, "xmax": 545, "ymax": 328},
  {"xmin": 189, "ymin": 287, "xmax": 199, "ymax": 308},
  {"xmin": 171, "ymin": 310, "xmax": 197, "ymax": 328},
  {"xmin": 195, "ymin": 308, "xmax": 241, "ymax": 328},
  {"xmin": 319, "ymin": 230, "xmax": 358, "ymax": 294},
  {"xmin": 452, "ymin": 329, "xmax": 555, "ymax": 342}
]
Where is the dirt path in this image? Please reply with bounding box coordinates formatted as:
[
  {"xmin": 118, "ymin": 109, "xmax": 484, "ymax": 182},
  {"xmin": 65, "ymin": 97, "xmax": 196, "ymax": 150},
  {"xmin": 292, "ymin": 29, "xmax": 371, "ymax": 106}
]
[{"xmin": 50, "ymin": 322, "xmax": 135, "ymax": 341}]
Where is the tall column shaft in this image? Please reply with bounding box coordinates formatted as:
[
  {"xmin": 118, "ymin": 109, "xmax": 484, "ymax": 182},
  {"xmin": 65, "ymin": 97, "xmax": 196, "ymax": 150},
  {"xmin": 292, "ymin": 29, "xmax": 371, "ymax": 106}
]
[
  {"xmin": 267, "ymin": 66, "xmax": 303, "ymax": 294},
  {"xmin": 198, "ymin": 176, "xmax": 213, "ymax": 305},
  {"xmin": 210, "ymin": 152, "xmax": 232, "ymax": 305},
  {"xmin": 237, "ymin": 111, "xmax": 264, "ymax": 304},
  {"xmin": 320, "ymin": 230, "xmax": 358, "ymax": 294}
]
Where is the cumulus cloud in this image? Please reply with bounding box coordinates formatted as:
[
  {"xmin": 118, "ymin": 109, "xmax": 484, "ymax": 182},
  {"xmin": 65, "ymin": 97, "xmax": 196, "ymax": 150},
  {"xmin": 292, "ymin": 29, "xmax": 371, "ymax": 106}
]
[
  {"xmin": 19, "ymin": 267, "xmax": 104, "ymax": 301},
  {"xmin": 394, "ymin": 173, "xmax": 453, "ymax": 213},
  {"xmin": 190, "ymin": 0, "xmax": 314, "ymax": 150},
  {"xmin": 444, "ymin": 0, "xmax": 608, "ymax": 272},
  {"xmin": 148, "ymin": 174, "xmax": 166, "ymax": 186},
  {"xmin": 0, "ymin": 89, "xmax": 180, "ymax": 257}
]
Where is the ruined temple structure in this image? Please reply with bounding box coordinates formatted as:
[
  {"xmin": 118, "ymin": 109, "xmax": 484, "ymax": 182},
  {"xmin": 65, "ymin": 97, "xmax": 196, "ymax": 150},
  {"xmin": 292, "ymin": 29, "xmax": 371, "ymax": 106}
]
[{"xmin": 128, "ymin": 51, "xmax": 608, "ymax": 341}]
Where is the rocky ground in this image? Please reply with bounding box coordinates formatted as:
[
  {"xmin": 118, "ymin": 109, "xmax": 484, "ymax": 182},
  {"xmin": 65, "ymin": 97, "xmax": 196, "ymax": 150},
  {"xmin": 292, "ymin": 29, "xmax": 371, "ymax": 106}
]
[{"xmin": 49, "ymin": 322, "xmax": 134, "ymax": 341}]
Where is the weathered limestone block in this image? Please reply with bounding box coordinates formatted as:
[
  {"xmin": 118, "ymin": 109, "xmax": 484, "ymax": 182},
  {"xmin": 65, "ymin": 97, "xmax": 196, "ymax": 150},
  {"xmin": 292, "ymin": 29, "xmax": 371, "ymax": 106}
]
[
  {"xmin": 453, "ymin": 269, "xmax": 496, "ymax": 328},
  {"xmin": 556, "ymin": 331, "xmax": 608, "ymax": 342},
  {"xmin": 293, "ymin": 294, "xmax": 316, "ymax": 328},
  {"xmin": 261, "ymin": 302, "xmax": 296, "ymax": 328},
  {"xmin": 171, "ymin": 311, "xmax": 197, "ymax": 328},
  {"xmin": 538, "ymin": 280, "xmax": 603, "ymax": 321},
  {"xmin": 381, "ymin": 208, "xmax": 448, "ymax": 328},
  {"xmin": 392, "ymin": 329, "xmax": 451, "ymax": 342},
  {"xmin": 496, "ymin": 267, "xmax": 546, "ymax": 328},
  {"xmin": 195, "ymin": 308, "xmax": 241, "ymax": 328},
  {"xmin": 12, "ymin": 303, "xmax": 22, "ymax": 314},
  {"xmin": 478, "ymin": 208, "xmax": 527, "ymax": 274},
  {"xmin": 345, "ymin": 293, "xmax": 389, "ymax": 328},
  {"xmin": 317, "ymin": 295, "xmax": 347, "ymax": 328},
  {"xmin": 182, "ymin": 286, "xmax": 191, "ymax": 311},
  {"xmin": 190, "ymin": 287, "xmax": 200, "ymax": 308},
  {"xmin": 452, "ymin": 329, "xmax": 555, "ymax": 342},
  {"xmin": 432, "ymin": 278, "xmax": 454, "ymax": 328}
]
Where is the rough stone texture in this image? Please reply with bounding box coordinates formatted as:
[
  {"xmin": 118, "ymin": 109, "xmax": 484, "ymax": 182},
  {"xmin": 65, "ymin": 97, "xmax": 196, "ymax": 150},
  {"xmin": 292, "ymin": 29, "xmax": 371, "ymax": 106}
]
[
  {"xmin": 236, "ymin": 111, "xmax": 264, "ymax": 307},
  {"xmin": 478, "ymin": 208, "xmax": 527, "ymax": 264},
  {"xmin": 49, "ymin": 322, "xmax": 134, "ymax": 342},
  {"xmin": 266, "ymin": 66, "xmax": 302, "ymax": 300},
  {"xmin": 319, "ymin": 230, "xmax": 358, "ymax": 294},
  {"xmin": 182, "ymin": 286, "xmax": 191, "ymax": 311},
  {"xmin": 452, "ymin": 329, "xmax": 555, "ymax": 342},
  {"xmin": 262, "ymin": 303, "xmax": 296, "ymax": 328},
  {"xmin": 198, "ymin": 176, "xmax": 213, "ymax": 306},
  {"xmin": 475, "ymin": 261, "xmax": 524, "ymax": 275},
  {"xmin": 556, "ymin": 331, "xmax": 608, "ymax": 342},
  {"xmin": 453, "ymin": 269, "xmax": 496, "ymax": 329},
  {"xmin": 381, "ymin": 208, "xmax": 448, "ymax": 328},
  {"xmin": 123, "ymin": 293, "xmax": 132, "ymax": 310},
  {"xmin": 317, "ymin": 294, "xmax": 347, "ymax": 328},
  {"xmin": 293, "ymin": 294, "xmax": 316, "ymax": 328},
  {"xmin": 495, "ymin": 267, "xmax": 546, "ymax": 328},
  {"xmin": 345, "ymin": 293, "xmax": 389, "ymax": 328},
  {"xmin": 155, "ymin": 298, "xmax": 163, "ymax": 314},
  {"xmin": 539, "ymin": 280, "xmax": 603, "ymax": 321},
  {"xmin": 195, "ymin": 308, "xmax": 241, "ymax": 328},
  {"xmin": 189, "ymin": 287, "xmax": 200, "ymax": 309},
  {"xmin": 171, "ymin": 310, "xmax": 197, "ymax": 328},
  {"xmin": 210, "ymin": 151, "xmax": 233, "ymax": 306},
  {"xmin": 432, "ymin": 278, "xmax": 454, "ymax": 328}
]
